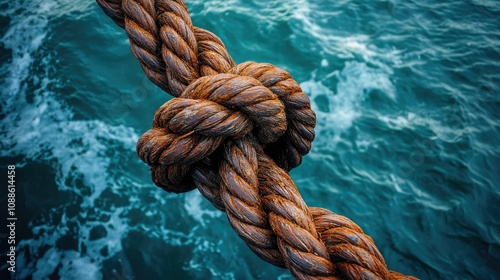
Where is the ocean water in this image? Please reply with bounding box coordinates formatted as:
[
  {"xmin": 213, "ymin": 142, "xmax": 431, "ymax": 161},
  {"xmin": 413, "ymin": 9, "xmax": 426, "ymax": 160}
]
[{"xmin": 1, "ymin": 0, "xmax": 499, "ymax": 279}]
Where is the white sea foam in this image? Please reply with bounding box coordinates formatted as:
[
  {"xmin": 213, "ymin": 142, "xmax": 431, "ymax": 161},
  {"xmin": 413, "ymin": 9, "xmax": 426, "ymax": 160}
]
[
  {"xmin": 0, "ymin": 0, "xmax": 136, "ymax": 275},
  {"xmin": 291, "ymin": 0, "xmax": 402, "ymax": 65},
  {"xmin": 184, "ymin": 191, "xmax": 222, "ymax": 227},
  {"xmin": 302, "ymin": 61, "xmax": 395, "ymax": 151},
  {"xmin": 189, "ymin": 0, "xmax": 303, "ymax": 26},
  {"xmin": 1, "ymin": 0, "xmax": 233, "ymax": 278},
  {"xmin": 282, "ymin": 0, "xmax": 401, "ymax": 152}
]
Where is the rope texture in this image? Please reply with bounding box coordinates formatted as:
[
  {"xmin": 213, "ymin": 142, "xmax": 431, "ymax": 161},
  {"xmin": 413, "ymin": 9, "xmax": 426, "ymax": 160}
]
[{"xmin": 96, "ymin": 1, "xmax": 417, "ymax": 279}]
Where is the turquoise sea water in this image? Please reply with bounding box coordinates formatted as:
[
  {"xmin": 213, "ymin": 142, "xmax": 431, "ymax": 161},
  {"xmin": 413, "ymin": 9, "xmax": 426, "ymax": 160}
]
[{"xmin": 1, "ymin": 0, "xmax": 499, "ymax": 279}]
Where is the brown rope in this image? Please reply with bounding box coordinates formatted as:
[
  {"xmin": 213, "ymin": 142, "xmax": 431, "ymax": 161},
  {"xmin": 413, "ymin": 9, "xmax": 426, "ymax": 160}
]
[{"xmin": 96, "ymin": 1, "xmax": 417, "ymax": 279}]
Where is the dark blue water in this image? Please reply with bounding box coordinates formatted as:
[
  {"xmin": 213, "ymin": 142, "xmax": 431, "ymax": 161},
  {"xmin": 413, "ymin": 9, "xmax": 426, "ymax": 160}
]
[{"xmin": 1, "ymin": 0, "xmax": 499, "ymax": 279}]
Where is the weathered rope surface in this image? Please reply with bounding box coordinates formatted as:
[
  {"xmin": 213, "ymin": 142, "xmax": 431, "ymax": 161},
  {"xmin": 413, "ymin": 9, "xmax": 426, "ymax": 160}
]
[{"xmin": 96, "ymin": 1, "xmax": 417, "ymax": 279}]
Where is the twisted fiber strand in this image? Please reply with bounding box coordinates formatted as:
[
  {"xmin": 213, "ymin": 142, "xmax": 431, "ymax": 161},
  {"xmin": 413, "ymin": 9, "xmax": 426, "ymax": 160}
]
[
  {"xmin": 257, "ymin": 151, "xmax": 337, "ymax": 279},
  {"xmin": 97, "ymin": 0, "xmax": 417, "ymax": 279},
  {"xmin": 157, "ymin": 0, "xmax": 199, "ymax": 96},
  {"xmin": 219, "ymin": 136, "xmax": 284, "ymax": 267},
  {"xmin": 195, "ymin": 27, "xmax": 235, "ymax": 76},
  {"xmin": 311, "ymin": 208, "xmax": 415, "ymax": 280},
  {"xmin": 121, "ymin": 0, "xmax": 173, "ymax": 93}
]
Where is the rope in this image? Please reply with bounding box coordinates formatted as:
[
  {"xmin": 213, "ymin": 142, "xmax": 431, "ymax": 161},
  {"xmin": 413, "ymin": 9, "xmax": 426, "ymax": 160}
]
[{"xmin": 96, "ymin": 1, "xmax": 417, "ymax": 279}]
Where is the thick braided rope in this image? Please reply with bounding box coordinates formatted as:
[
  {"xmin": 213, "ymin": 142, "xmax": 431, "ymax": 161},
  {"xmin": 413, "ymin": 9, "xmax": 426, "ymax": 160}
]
[{"xmin": 96, "ymin": 0, "xmax": 417, "ymax": 279}]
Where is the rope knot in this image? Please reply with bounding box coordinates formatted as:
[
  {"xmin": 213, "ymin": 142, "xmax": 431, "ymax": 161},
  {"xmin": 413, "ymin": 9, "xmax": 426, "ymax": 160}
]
[{"xmin": 136, "ymin": 63, "xmax": 306, "ymax": 193}]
